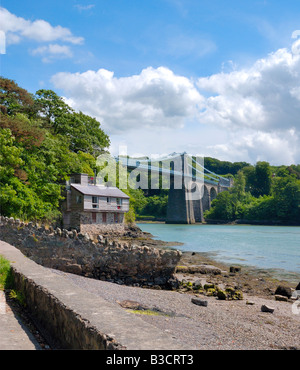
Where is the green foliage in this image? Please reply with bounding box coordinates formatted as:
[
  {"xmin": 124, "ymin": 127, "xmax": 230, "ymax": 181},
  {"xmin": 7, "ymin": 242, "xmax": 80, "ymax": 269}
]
[
  {"xmin": 0, "ymin": 76, "xmax": 34, "ymax": 116},
  {"xmin": 125, "ymin": 189, "xmax": 148, "ymax": 215},
  {"xmin": 124, "ymin": 205, "xmax": 136, "ymax": 224},
  {"xmin": 9, "ymin": 289, "xmax": 26, "ymax": 306},
  {"xmin": 205, "ymin": 191, "xmax": 235, "ymax": 221},
  {"xmin": 206, "ymin": 162, "xmax": 300, "ymax": 223},
  {"xmin": 204, "ymin": 157, "xmax": 250, "ymax": 176},
  {"xmin": 243, "ymin": 161, "xmax": 272, "ymax": 197},
  {"xmin": 0, "ymin": 256, "xmax": 14, "ymax": 290},
  {"xmin": 0, "ymin": 77, "xmax": 110, "ymax": 223},
  {"xmin": 271, "ymin": 176, "xmax": 300, "ymax": 220},
  {"xmin": 0, "ymin": 113, "xmax": 45, "ymax": 148},
  {"xmin": 35, "ymin": 90, "xmax": 110, "ymax": 156},
  {"xmin": 125, "ymin": 188, "xmax": 168, "ymax": 219},
  {"xmin": 0, "ymin": 128, "xmax": 24, "ymax": 180},
  {"xmin": 139, "ymin": 195, "xmax": 168, "ymax": 218},
  {"xmin": 205, "ymin": 170, "xmax": 251, "ymax": 221}
]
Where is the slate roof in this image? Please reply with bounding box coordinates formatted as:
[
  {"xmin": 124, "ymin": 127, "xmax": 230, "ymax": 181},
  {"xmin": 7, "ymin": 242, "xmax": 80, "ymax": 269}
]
[{"xmin": 71, "ymin": 184, "xmax": 130, "ymax": 199}]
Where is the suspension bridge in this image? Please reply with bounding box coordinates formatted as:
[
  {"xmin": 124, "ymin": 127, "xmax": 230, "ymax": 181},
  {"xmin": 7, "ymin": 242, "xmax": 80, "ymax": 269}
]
[{"xmin": 115, "ymin": 152, "xmax": 232, "ymax": 224}]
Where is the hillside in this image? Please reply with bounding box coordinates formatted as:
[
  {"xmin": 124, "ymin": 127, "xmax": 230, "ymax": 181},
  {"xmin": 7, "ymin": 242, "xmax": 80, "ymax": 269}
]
[{"xmin": 0, "ymin": 77, "xmax": 109, "ymax": 223}]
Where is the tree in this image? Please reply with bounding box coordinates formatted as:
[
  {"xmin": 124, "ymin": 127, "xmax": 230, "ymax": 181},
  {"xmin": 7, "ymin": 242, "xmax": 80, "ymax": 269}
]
[
  {"xmin": 0, "ymin": 128, "xmax": 24, "ymax": 182},
  {"xmin": 242, "ymin": 196, "xmax": 277, "ymax": 221},
  {"xmin": 272, "ymin": 176, "xmax": 300, "ymax": 221},
  {"xmin": 0, "ymin": 128, "xmax": 60, "ymax": 221},
  {"xmin": 205, "ymin": 171, "xmax": 253, "ymax": 221},
  {"xmin": 0, "ymin": 113, "xmax": 45, "ymax": 148},
  {"xmin": 68, "ymin": 111, "xmax": 110, "ymax": 156},
  {"xmin": 243, "ymin": 162, "xmax": 272, "ymax": 197},
  {"xmin": 0, "ymin": 80, "xmax": 111, "ymax": 223},
  {"xmin": 204, "ymin": 157, "xmax": 250, "ymax": 176},
  {"xmin": 0, "ymin": 77, "xmax": 34, "ymax": 116},
  {"xmin": 254, "ymin": 161, "xmax": 272, "ymax": 197},
  {"xmin": 204, "ymin": 191, "xmax": 235, "ymax": 221},
  {"xmin": 35, "ymin": 89, "xmax": 73, "ymax": 133},
  {"xmin": 35, "ymin": 90, "xmax": 109, "ymax": 156}
]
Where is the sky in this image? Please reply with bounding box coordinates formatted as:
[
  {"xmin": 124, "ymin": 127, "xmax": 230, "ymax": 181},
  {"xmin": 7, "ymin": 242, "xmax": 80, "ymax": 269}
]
[{"xmin": 1, "ymin": 0, "xmax": 300, "ymax": 165}]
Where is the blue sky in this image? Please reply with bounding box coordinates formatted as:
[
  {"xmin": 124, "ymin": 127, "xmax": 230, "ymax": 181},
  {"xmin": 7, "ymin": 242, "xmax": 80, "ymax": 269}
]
[{"xmin": 1, "ymin": 1, "xmax": 300, "ymax": 164}]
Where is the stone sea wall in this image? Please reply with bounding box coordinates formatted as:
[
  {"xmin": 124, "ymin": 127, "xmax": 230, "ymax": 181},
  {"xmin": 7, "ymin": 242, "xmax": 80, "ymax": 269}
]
[{"xmin": 0, "ymin": 216, "xmax": 181, "ymax": 288}]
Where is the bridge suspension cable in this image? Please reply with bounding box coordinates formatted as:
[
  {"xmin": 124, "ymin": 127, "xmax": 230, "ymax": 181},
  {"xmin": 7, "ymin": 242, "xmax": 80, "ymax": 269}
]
[
  {"xmin": 190, "ymin": 156, "xmax": 229, "ymax": 182},
  {"xmin": 115, "ymin": 152, "xmax": 230, "ymax": 186}
]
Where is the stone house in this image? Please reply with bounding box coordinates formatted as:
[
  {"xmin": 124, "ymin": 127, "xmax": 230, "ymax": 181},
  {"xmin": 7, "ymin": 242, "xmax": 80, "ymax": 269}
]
[{"xmin": 61, "ymin": 173, "xmax": 130, "ymax": 232}]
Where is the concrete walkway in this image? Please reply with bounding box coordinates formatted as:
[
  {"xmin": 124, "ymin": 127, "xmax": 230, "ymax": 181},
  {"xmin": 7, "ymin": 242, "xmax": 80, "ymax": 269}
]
[
  {"xmin": 0, "ymin": 240, "xmax": 190, "ymax": 350},
  {"xmin": 0, "ymin": 290, "xmax": 41, "ymax": 350}
]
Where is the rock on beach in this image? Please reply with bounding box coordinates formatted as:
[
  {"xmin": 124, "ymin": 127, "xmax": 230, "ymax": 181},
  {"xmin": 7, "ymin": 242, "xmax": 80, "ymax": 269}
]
[
  {"xmin": 261, "ymin": 304, "xmax": 275, "ymax": 313},
  {"xmin": 191, "ymin": 297, "xmax": 208, "ymax": 307}
]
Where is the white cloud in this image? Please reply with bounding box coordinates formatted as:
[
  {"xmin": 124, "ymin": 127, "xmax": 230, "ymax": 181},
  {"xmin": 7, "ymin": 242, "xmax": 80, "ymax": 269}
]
[
  {"xmin": 31, "ymin": 44, "xmax": 73, "ymax": 63},
  {"xmin": 0, "ymin": 7, "xmax": 84, "ymax": 45},
  {"xmin": 51, "ymin": 66, "xmax": 204, "ymax": 134},
  {"xmin": 51, "ymin": 39, "xmax": 300, "ymax": 165},
  {"xmin": 192, "ymin": 40, "xmax": 300, "ymax": 164},
  {"xmin": 74, "ymin": 4, "xmax": 95, "ymax": 11},
  {"xmin": 206, "ymin": 130, "xmax": 299, "ymax": 165},
  {"xmin": 197, "ymin": 45, "xmax": 300, "ymax": 133}
]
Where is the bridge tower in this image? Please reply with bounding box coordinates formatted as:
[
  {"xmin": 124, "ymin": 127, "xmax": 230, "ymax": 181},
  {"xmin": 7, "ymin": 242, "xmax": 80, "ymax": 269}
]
[{"xmin": 166, "ymin": 154, "xmax": 195, "ymax": 224}]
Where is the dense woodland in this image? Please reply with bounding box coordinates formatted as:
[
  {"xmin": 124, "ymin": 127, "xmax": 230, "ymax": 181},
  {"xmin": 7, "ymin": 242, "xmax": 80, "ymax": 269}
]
[
  {"xmin": 1, "ymin": 77, "xmax": 299, "ymax": 225},
  {"xmin": 0, "ymin": 77, "xmax": 109, "ymax": 222},
  {"xmin": 204, "ymin": 162, "xmax": 300, "ymax": 224}
]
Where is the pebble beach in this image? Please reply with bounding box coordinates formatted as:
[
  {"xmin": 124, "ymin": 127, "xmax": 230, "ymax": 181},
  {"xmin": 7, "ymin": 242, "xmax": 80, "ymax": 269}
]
[{"xmin": 49, "ymin": 250, "xmax": 300, "ymax": 350}]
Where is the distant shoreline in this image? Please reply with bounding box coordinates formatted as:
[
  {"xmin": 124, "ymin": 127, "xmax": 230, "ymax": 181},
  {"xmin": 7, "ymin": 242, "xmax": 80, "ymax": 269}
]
[
  {"xmin": 207, "ymin": 219, "xmax": 300, "ymax": 227},
  {"xmin": 136, "ymin": 219, "xmax": 300, "ymax": 226}
]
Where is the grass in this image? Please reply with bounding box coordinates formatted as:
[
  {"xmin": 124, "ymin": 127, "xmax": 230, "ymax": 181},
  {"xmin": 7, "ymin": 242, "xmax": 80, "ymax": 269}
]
[
  {"xmin": 0, "ymin": 256, "xmax": 26, "ymax": 306},
  {"xmin": 9, "ymin": 289, "xmax": 26, "ymax": 306},
  {"xmin": 0, "ymin": 255, "xmax": 14, "ymax": 290},
  {"xmin": 126, "ymin": 308, "xmax": 173, "ymax": 317}
]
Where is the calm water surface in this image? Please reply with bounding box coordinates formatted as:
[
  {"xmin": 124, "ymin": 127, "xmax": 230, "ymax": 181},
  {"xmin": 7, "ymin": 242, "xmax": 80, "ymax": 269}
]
[{"xmin": 137, "ymin": 223, "xmax": 300, "ymax": 277}]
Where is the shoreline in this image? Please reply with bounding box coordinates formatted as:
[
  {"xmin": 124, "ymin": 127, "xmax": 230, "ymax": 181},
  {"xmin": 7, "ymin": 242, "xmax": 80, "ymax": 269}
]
[
  {"xmin": 179, "ymin": 249, "xmax": 300, "ymax": 284},
  {"xmin": 133, "ymin": 224, "xmax": 300, "ymax": 296},
  {"xmin": 136, "ymin": 219, "xmax": 300, "ymax": 227},
  {"xmin": 177, "ymin": 250, "xmax": 300, "ymax": 298}
]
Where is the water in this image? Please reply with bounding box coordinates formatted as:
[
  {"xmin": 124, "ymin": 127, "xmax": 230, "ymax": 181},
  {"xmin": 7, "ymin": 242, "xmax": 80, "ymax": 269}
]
[{"xmin": 137, "ymin": 223, "xmax": 300, "ymax": 280}]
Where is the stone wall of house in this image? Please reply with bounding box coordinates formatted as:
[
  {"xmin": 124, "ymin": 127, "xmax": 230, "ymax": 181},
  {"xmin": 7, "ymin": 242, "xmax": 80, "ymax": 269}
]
[
  {"xmin": 65, "ymin": 211, "xmax": 126, "ymax": 235},
  {"xmin": 0, "ymin": 216, "xmax": 181, "ymax": 288},
  {"xmin": 79, "ymin": 216, "xmax": 128, "ymax": 238}
]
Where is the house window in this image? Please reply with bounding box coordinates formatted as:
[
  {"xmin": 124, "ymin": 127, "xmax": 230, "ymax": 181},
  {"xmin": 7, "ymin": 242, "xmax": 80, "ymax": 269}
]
[
  {"xmin": 114, "ymin": 213, "xmax": 118, "ymax": 223},
  {"xmin": 76, "ymin": 195, "xmax": 82, "ymax": 204},
  {"xmin": 102, "ymin": 213, "xmax": 107, "ymax": 223},
  {"xmin": 107, "ymin": 197, "xmax": 111, "ymax": 203},
  {"xmin": 92, "ymin": 196, "xmax": 98, "ymax": 208},
  {"xmin": 92, "ymin": 213, "xmax": 97, "ymax": 223},
  {"xmin": 116, "ymin": 198, "xmax": 122, "ymax": 209}
]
